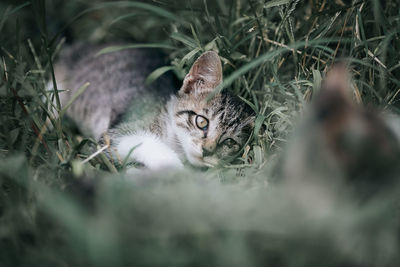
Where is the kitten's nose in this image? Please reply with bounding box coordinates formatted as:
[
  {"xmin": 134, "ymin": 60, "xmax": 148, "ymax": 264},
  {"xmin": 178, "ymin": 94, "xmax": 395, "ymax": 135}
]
[{"xmin": 202, "ymin": 142, "xmax": 216, "ymax": 157}]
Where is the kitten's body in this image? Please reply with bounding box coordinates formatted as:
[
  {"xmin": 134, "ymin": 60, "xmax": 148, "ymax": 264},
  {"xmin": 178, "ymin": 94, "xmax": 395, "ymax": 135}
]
[
  {"xmin": 53, "ymin": 45, "xmax": 254, "ymax": 170},
  {"xmin": 55, "ymin": 44, "xmax": 177, "ymax": 140}
]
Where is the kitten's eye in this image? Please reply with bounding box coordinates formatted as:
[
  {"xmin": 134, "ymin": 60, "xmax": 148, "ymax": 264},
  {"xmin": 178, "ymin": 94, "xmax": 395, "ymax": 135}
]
[
  {"xmin": 222, "ymin": 138, "xmax": 237, "ymax": 147},
  {"xmin": 196, "ymin": 115, "xmax": 209, "ymax": 130}
]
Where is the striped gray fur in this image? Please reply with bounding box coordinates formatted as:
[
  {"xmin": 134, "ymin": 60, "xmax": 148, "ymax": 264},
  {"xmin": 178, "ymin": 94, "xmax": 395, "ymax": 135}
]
[{"xmin": 54, "ymin": 43, "xmax": 177, "ymax": 140}]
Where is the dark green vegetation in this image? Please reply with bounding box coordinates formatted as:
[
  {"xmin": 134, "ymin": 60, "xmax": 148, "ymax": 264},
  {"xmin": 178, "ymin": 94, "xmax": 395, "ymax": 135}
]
[{"xmin": 1, "ymin": 0, "xmax": 399, "ymax": 266}]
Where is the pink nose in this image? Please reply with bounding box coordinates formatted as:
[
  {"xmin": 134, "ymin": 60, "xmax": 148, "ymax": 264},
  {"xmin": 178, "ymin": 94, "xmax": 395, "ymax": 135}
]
[
  {"xmin": 203, "ymin": 142, "xmax": 216, "ymax": 152},
  {"xmin": 203, "ymin": 142, "xmax": 216, "ymax": 156}
]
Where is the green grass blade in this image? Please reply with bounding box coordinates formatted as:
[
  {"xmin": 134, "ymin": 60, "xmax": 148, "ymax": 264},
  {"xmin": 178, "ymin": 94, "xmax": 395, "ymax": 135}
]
[{"xmin": 96, "ymin": 44, "xmax": 176, "ymax": 56}]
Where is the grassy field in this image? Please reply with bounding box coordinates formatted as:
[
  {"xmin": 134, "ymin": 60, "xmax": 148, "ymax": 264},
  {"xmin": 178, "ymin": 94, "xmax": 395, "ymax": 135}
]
[{"xmin": 1, "ymin": 0, "xmax": 400, "ymax": 266}]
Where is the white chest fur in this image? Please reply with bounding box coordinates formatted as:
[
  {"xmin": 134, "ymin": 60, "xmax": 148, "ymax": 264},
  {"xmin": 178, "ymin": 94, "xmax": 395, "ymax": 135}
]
[{"xmin": 115, "ymin": 131, "xmax": 184, "ymax": 171}]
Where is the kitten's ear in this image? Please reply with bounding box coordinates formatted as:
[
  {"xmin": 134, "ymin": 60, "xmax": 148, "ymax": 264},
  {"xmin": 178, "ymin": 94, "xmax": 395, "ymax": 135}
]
[
  {"xmin": 314, "ymin": 63, "xmax": 354, "ymax": 116},
  {"xmin": 180, "ymin": 51, "xmax": 222, "ymax": 95},
  {"xmin": 320, "ymin": 63, "xmax": 352, "ymax": 102}
]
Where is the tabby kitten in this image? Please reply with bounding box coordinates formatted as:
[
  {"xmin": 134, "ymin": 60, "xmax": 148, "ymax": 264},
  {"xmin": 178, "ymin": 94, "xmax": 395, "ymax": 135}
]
[{"xmin": 54, "ymin": 45, "xmax": 255, "ymax": 170}]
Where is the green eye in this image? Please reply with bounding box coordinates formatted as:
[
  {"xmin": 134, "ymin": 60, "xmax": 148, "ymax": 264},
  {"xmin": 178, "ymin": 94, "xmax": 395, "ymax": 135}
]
[
  {"xmin": 196, "ymin": 115, "xmax": 209, "ymax": 130},
  {"xmin": 222, "ymin": 138, "xmax": 237, "ymax": 147}
]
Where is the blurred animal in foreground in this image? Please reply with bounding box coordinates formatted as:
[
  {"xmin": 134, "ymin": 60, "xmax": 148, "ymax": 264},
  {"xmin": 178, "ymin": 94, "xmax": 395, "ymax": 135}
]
[{"xmin": 282, "ymin": 64, "xmax": 400, "ymax": 201}]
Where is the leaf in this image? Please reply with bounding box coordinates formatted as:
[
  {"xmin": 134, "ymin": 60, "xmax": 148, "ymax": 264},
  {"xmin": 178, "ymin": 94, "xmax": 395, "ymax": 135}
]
[
  {"xmin": 190, "ymin": 24, "xmax": 202, "ymax": 47},
  {"xmin": 59, "ymin": 82, "xmax": 90, "ymax": 118},
  {"xmin": 96, "ymin": 43, "xmax": 175, "ymax": 56},
  {"xmin": 71, "ymin": 160, "xmax": 84, "ymax": 177},
  {"xmin": 0, "ymin": 2, "xmax": 30, "ymax": 32},
  {"xmin": 312, "ymin": 68, "xmax": 322, "ymax": 95},
  {"xmin": 122, "ymin": 144, "xmax": 142, "ymax": 169},
  {"xmin": 109, "ymin": 12, "xmax": 141, "ymax": 26},
  {"xmin": 253, "ymin": 145, "xmax": 263, "ymax": 166},
  {"xmin": 264, "ymin": 0, "xmax": 291, "ymax": 9},
  {"xmin": 145, "ymin": 66, "xmax": 175, "ymax": 85},
  {"xmin": 179, "ymin": 47, "xmax": 202, "ymax": 68},
  {"xmin": 253, "ymin": 115, "xmax": 266, "ymax": 142},
  {"xmin": 170, "ymin": 32, "xmax": 198, "ymax": 49},
  {"xmin": 230, "ymin": 52, "xmax": 246, "ymax": 60},
  {"xmin": 238, "ymin": 96, "xmax": 257, "ymax": 113},
  {"xmin": 204, "ymin": 37, "xmax": 219, "ymax": 51}
]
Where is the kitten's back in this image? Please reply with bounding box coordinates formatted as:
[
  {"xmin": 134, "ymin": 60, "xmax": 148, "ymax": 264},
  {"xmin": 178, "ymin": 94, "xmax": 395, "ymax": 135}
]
[{"xmin": 54, "ymin": 43, "xmax": 177, "ymax": 139}]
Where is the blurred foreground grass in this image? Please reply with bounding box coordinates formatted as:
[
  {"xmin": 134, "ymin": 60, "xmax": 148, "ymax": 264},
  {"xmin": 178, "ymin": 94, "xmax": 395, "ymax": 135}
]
[{"xmin": 0, "ymin": 0, "xmax": 399, "ymax": 266}]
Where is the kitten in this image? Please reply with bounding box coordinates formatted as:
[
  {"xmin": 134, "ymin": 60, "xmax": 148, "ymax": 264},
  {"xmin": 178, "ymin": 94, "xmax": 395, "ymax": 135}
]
[{"xmin": 54, "ymin": 45, "xmax": 255, "ymax": 170}]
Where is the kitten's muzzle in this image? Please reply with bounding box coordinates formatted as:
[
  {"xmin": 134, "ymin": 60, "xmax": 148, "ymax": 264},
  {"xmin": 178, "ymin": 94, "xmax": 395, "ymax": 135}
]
[
  {"xmin": 202, "ymin": 143, "xmax": 216, "ymax": 157},
  {"xmin": 189, "ymin": 153, "xmax": 216, "ymax": 168}
]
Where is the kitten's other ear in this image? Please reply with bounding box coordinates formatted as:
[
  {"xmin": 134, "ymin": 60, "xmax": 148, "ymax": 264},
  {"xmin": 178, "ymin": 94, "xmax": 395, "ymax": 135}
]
[
  {"xmin": 313, "ymin": 63, "xmax": 354, "ymax": 118},
  {"xmin": 320, "ymin": 62, "xmax": 352, "ymax": 103},
  {"xmin": 180, "ymin": 51, "xmax": 223, "ymax": 95}
]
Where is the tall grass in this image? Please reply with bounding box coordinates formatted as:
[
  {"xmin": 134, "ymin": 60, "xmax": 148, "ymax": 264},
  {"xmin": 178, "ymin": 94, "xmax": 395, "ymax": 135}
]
[{"xmin": 0, "ymin": 0, "xmax": 399, "ymax": 266}]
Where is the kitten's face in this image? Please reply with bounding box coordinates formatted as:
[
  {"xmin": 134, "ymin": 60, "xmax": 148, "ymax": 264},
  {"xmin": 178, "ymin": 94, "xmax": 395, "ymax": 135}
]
[
  {"xmin": 174, "ymin": 92, "xmax": 254, "ymax": 167},
  {"xmin": 172, "ymin": 51, "xmax": 255, "ymax": 167}
]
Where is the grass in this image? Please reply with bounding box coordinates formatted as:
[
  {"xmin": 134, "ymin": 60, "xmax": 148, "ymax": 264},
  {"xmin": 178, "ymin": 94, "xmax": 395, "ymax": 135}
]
[{"xmin": 1, "ymin": 0, "xmax": 400, "ymax": 266}]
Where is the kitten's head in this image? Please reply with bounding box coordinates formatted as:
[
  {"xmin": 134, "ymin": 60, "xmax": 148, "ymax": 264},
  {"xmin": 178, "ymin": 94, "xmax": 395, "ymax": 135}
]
[{"xmin": 173, "ymin": 51, "xmax": 255, "ymax": 167}]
